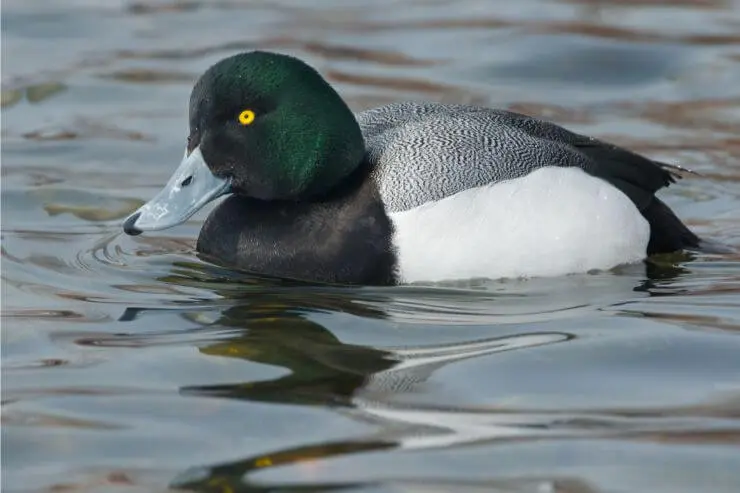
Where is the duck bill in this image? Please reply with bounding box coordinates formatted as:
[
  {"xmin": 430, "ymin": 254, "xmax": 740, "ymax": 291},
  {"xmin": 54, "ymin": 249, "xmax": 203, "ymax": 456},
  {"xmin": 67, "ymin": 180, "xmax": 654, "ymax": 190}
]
[{"xmin": 123, "ymin": 147, "xmax": 231, "ymax": 236}]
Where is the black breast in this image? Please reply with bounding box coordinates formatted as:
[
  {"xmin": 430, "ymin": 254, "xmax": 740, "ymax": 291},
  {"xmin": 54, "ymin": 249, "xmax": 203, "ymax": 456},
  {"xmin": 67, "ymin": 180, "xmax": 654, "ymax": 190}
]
[{"xmin": 196, "ymin": 164, "xmax": 398, "ymax": 285}]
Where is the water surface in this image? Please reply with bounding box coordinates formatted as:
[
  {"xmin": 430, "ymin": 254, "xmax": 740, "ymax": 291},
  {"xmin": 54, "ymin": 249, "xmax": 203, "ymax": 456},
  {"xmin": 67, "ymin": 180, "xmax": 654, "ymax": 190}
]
[{"xmin": 3, "ymin": 1, "xmax": 740, "ymax": 492}]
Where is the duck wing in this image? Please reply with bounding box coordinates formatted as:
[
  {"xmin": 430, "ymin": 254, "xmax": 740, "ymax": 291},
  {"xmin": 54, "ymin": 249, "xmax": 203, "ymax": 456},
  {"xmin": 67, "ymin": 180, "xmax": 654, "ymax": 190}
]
[{"xmin": 357, "ymin": 101, "xmax": 700, "ymax": 253}]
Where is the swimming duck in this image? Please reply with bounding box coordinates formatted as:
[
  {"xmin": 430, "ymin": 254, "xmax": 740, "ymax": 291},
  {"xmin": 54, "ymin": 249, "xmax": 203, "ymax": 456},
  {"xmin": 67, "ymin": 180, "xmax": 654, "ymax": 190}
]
[{"xmin": 123, "ymin": 50, "xmax": 702, "ymax": 285}]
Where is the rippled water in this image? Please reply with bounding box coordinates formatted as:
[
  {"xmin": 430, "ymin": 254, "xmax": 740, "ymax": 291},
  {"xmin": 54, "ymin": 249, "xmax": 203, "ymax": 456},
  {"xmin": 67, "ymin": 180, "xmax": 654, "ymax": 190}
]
[{"xmin": 3, "ymin": 1, "xmax": 740, "ymax": 492}]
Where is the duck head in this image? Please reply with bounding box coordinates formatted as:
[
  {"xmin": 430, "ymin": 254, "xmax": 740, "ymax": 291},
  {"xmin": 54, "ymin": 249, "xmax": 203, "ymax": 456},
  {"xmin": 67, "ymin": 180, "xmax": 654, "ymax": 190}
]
[{"xmin": 123, "ymin": 51, "xmax": 365, "ymax": 235}]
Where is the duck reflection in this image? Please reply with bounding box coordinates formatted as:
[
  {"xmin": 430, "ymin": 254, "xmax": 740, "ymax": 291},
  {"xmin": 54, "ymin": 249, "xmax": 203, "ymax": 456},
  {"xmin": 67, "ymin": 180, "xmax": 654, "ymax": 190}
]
[
  {"xmin": 181, "ymin": 303, "xmax": 570, "ymax": 407},
  {"xmin": 183, "ymin": 313, "xmax": 395, "ymax": 407},
  {"xmin": 164, "ymin": 286, "xmax": 572, "ymax": 492}
]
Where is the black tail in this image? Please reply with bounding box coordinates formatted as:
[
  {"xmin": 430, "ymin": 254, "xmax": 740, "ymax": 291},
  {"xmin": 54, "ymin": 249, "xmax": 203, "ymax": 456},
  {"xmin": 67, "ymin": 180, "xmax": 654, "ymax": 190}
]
[
  {"xmin": 646, "ymin": 162, "xmax": 736, "ymax": 255},
  {"xmin": 643, "ymin": 197, "xmax": 700, "ymax": 255}
]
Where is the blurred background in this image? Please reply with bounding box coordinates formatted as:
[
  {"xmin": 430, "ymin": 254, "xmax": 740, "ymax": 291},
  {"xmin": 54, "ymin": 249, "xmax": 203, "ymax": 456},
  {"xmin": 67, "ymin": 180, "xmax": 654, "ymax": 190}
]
[{"xmin": 3, "ymin": 1, "xmax": 740, "ymax": 492}]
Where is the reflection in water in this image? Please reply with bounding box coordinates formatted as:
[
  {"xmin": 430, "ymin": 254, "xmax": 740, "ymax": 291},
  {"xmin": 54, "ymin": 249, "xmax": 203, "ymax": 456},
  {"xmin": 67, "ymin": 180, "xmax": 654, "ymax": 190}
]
[
  {"xmin": 166, "ymin": 297, "xmax": 572, "ymax": 492},
  {"xmin": 181, "ymin": 302, "xmax": 571, "ymax": 411}
]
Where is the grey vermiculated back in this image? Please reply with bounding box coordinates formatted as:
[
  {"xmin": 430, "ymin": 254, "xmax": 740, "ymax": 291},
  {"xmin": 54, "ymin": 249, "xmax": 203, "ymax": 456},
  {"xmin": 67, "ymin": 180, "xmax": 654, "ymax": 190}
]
[{"xmin": 356, "ymin": 101, "xmax": 673, "ymax": 213}]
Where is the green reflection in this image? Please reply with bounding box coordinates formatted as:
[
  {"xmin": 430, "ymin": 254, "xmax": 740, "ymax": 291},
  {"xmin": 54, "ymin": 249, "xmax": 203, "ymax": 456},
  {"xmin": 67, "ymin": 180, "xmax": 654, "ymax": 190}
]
[{"xmin": 183, "ymin": 312, "xmax": 395, "ymax": 407}]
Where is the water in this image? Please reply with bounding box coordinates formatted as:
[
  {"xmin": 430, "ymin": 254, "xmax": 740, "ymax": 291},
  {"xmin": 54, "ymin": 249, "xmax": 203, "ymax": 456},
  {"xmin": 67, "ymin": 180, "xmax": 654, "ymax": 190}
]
[{"xmin": 3, "ymin": 1, "xmax": 740, "ymax": 491}]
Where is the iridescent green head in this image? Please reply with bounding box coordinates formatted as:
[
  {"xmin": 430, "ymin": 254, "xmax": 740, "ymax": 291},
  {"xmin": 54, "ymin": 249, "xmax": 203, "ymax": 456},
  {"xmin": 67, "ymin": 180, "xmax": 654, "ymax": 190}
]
[{"xmin": 124, "ymin": 51, "xmax": 365, "ymax": 235}]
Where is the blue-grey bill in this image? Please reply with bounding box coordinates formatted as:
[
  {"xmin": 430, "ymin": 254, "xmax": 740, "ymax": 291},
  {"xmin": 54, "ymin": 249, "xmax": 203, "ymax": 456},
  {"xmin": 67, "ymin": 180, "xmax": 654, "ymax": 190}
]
[{"xmin": 123, "ymin": 147, "xmax": 231, "ymax": 236}]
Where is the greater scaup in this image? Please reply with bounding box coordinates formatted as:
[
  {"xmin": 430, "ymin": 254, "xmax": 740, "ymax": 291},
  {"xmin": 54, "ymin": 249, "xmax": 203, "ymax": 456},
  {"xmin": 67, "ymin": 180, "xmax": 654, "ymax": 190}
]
[{"xmin": 123, "ymin": 51, "xmax": 703, "ymax": 285}]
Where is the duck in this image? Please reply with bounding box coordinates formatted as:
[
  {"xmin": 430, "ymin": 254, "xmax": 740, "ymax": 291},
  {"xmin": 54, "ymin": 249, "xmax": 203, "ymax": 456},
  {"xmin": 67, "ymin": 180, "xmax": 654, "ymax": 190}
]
[{"xmin": 123, "ymin": 50, "xmax": 704, "ymax": 285}]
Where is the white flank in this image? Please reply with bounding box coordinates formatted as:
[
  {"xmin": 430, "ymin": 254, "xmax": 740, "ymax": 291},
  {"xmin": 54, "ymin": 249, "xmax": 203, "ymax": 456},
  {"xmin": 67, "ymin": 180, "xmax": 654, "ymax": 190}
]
[{"xmin": 389, "ymin": 166, "xmax": 650, "ymax": 283}]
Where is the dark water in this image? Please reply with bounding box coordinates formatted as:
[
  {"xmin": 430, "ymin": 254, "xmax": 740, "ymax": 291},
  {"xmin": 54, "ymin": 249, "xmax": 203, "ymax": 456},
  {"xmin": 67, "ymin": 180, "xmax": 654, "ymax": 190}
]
[{"xmin": 3, "ymin": 1, "xmax": 740, "ymax": 492}]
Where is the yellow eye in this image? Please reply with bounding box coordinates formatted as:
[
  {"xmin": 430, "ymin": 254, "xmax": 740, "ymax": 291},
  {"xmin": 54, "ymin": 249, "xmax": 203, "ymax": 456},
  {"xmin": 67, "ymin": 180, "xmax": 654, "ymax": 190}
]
[{"xmin": 238, "ymin": 109, "xmax": 255, "ymax": 125}]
